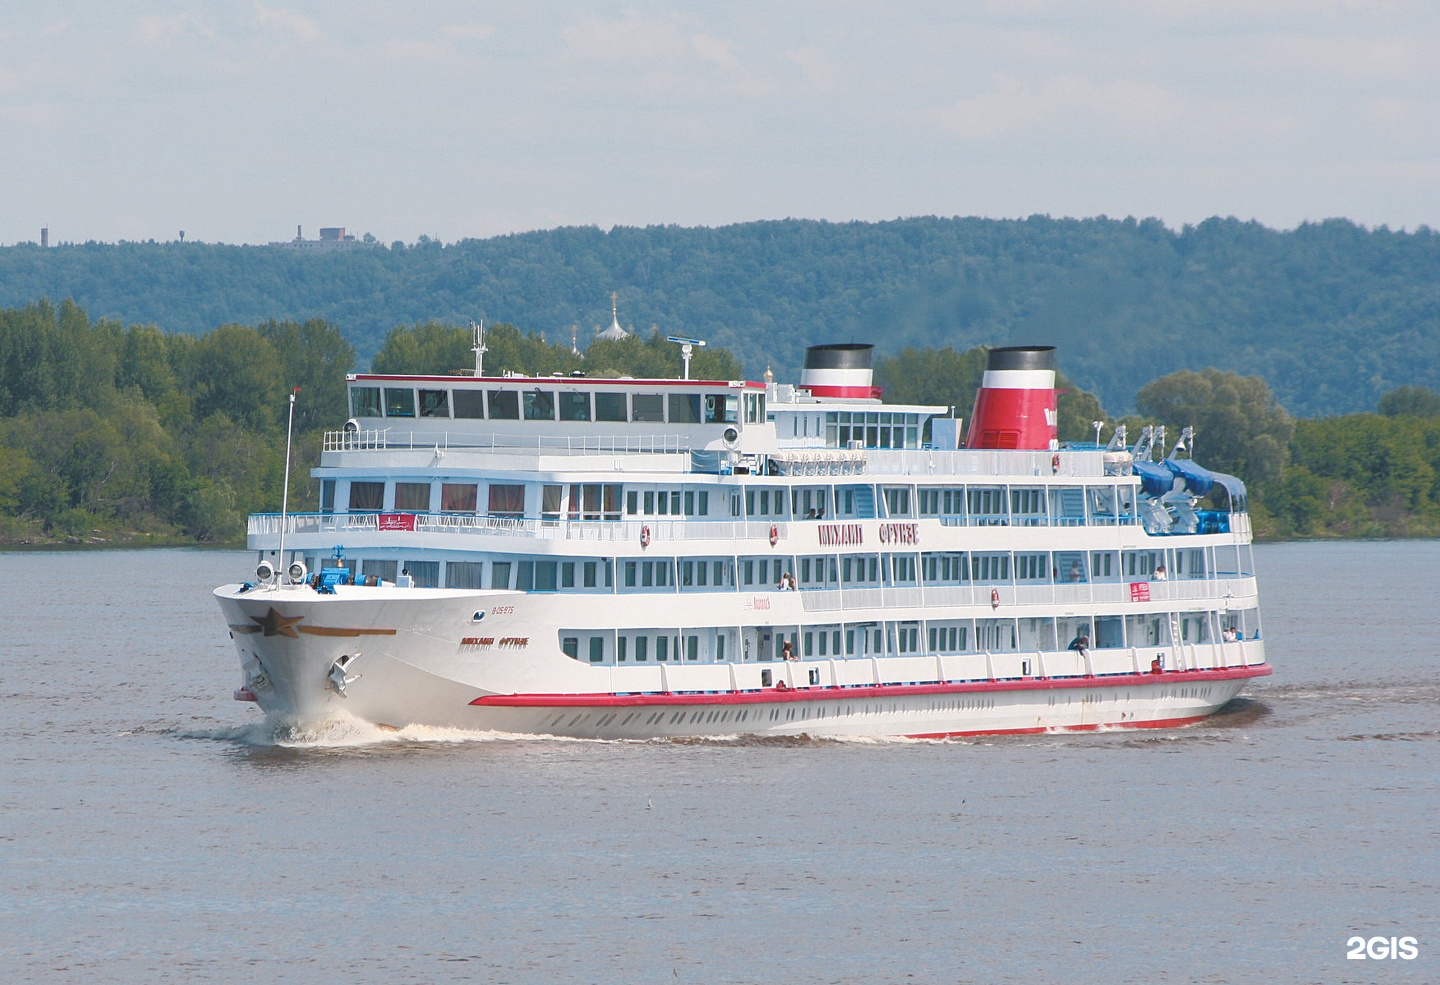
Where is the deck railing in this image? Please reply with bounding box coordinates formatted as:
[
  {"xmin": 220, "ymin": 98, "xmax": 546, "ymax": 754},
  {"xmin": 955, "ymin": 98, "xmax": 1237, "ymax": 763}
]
[
  {"xmin": 324, "ymin": 428, "xmax": 689, "ymax": 455},
  {"xmin": 249, "ymin": 511, "xmax": 787, "ymax": 545}
]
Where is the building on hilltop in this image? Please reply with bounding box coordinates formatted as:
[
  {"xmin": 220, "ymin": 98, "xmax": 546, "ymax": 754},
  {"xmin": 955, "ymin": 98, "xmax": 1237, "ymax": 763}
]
[{"xmin": 271, "ymin": 225, "xmax": 371, "ymax": 250}]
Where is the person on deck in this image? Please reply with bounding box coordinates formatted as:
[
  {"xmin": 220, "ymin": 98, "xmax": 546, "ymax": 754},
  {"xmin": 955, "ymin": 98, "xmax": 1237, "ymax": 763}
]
[{"xmin": 1068, "ymin": 634, "xmax": 1089, "ymax": 659}]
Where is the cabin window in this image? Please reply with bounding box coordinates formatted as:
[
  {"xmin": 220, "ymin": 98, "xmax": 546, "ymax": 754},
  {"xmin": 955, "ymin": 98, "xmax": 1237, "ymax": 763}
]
[
  {"xmin": 882, "ymin": 487, "xmax": 912, "ymax": 517},
  {"xmin": 350, "ymin": 387, "xmax": 381, "ymax": 417},
  {"xmin": 533, "ymin": 561, "xmax": 558, "ymax": 591},
  {"xmin": 589, "ymin": 637, "xmax": 605, "ymax": 663},
  {"xmin": 971, "ymin": 553, "xmax": 1009, "ymax": 581},
  {"xmin": 490, "ymin": 561, "xmax": 511, "ymax": 589},
  {"xmin": 559, "ymin": 392, "xmax": 591, "ymax": 422},
  {"xmin": 446, "ymin": 561, "xmax": 485, "ymax": 589},
  {"xmin": 320, "ymin": 480, "xmax": 336, "ymax": 514},
  {"xmin": 655, "ymin": 635, "xmax": 669, "ymax": 662},
  {"xmin": 440, "ymin": 483, "xmax": 478, "ymax": 513},
  {"xmin": 488, "ymin": 484, "xmax": 525, "ymax": 517},
  {"xmin": 922, "ymin": 551, "xmax": 967, "ymax": 584},
  {"xmin": 361, "ymin": 559, "xmax": 398, "ymax": 583},
  {"xmin": 542, "ymin": 485, "xmax": 563, "ymax": 519},
  {"xmin": 419, "ymin": 389, "xmax": 450, "ymax": 418},
  {"xmin": 394, "ymin": 482, "xmax": 432, "ymax": 512},
  {"xmin": 595, "ymin": 391, "xmax": 628, "ymax": 422},
  {"xmin": 562, "ymin": 637, "xmax": 579, "ymax": 660},
  {"xmin": 633, "ymin": 393, "xmax": 665, "ymax": 423},
  {"xmin": 348, "ymin": 481, "xmax": 384, "ymax": 512},
  {"xmin": 488, "ymin": 389, "xmax": 519, "ymax": 420},
  {"xmin": 1015, "ymin": 553, "xmax": 1048, "ymax": 581},
  {"xmin": 404, "ymin": 561, "xmax": 439, "ymax": 588},
  {"xmin": 524, "ymin": 389, "xmax": 555, "ymax": 421},
  {"xmin": 384, "ymin": 388, "xmax": 415, "ymax": 418},
  {"xmin": 705, "ymin": 394, "xmax": 738, "ymax": 424},
  {"xmin": 668, "ymin": 393, "xmax": 701, "ymax": 424},
  {"xmin": 453, "ymin": 389, "xmax": 485, "ymax": 419}
]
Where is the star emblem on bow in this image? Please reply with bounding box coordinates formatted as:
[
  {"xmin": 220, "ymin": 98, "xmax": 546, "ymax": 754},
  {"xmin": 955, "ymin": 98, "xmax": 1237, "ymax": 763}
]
[{"xmin": 252, "ymin": 606, "xmax": 304, "ymax": 638}]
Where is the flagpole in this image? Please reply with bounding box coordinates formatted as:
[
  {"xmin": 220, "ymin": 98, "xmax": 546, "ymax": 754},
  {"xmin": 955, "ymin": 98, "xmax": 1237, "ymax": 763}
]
[{"xmin": 278, "ymin": 388, "xmax": 298, "ymax": 583}]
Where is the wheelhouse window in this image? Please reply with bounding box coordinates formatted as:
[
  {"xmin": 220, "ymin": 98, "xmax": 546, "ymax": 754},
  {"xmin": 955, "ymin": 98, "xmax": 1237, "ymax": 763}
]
[
  {"xmin": 350, "ymin": 387, "xmax": 381, "ymax": 417},
  {"xmin": 440, "ymin": 482, "xmax": 478, "ymax": 513},
  {"xmin": 558, "ymin": 391, "xmax": 591, "ymax": 422},
  {"xmin": 384, "ymin": 388, "xmax": 415, "ymax": 418},
  {"xmin": 705, "ymin": 394, "xmax": 738, "ymax": 423},
  {"xmin": 347, "ymin": 481, "xmax": 384, "ymax": 512},
  {"xmin": 488, "ymin": 389, "xmax": 519, "ymax": 420},
  {"xmin": 488, "ymin": 484, "xmax": 525, "ymax": 517},
  {"xmin": 394, "ymin": 482, "xmax": 432, "ymax": 512},
  {"xmin": 632, "ymin": 393, "xmax": 665, "ymax": 423},
  {"xmin": 523, "ymin": 389, "xmax": 555, "ymax": 421},
  {"xmin": 668, "ymin": 393, "xmax": 701, "ymax": 424},
  {"xmin": 595, "ymin": 391, "xmax": 628, "ymax": 422},
  {"xmin": 453, "ymin": 389, "xmax": 485, "ymax": 419},
  {"xmin": 418, "ymin": 389, "xmax": 450, "ymax": 418}
]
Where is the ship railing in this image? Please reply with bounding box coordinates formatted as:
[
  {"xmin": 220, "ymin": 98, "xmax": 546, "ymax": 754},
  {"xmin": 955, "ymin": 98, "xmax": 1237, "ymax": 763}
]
[
  {"xmin": 935, "ymin": 514, "xmax": 1139, "ymax": 528},
  {"xmin": 248, "ymin": 511, "xmax": 788, "ymax": 544},
  {"xmin": 798, "ymin": 577, "xmax": 1258, "ymax": 613},
  {"xmin": 323, "ymin": 429, "xmax": 688, "ymax": 455},
  {"xmin": 865, "ymin": 449, "xmax": 1106, "ymax": 477}
]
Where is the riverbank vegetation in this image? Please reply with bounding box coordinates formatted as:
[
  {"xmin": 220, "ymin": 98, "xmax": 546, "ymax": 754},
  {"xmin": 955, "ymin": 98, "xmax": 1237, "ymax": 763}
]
[{"xmin": 2, "ymin": 302, "xmax": 1437, "ymax": 546}]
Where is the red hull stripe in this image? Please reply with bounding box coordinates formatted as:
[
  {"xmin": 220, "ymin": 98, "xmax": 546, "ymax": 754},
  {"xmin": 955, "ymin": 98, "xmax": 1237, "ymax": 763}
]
[{"xmin": 469, "ymin": 663, "xmax": 1272, "ymax": 708}]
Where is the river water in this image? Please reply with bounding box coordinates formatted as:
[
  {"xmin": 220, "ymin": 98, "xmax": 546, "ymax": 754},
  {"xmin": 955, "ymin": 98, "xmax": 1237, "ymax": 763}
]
[{"xmin": 2, "ymin": 541, "xmax": 1436, "ymax": 984}]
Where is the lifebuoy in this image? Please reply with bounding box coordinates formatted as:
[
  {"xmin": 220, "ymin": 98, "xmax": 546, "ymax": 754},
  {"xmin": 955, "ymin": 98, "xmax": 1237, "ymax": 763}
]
[
  {"xmin": 768, "ymin": 524, "xmax": 779, "ymax": 548},
  {"xmin": 1051, "ymin": 453, "xmax": 1061, "ymax": 474},
  {"xmin": 640, "ymin": 524, "xmax": 651, "ymax": 549},
  {"xmin": 990, "ymin": 587, "xmax": 1000, "ymax": 609}
]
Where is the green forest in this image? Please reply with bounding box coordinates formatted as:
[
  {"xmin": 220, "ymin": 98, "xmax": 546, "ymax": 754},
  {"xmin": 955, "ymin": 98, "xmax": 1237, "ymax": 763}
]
[
  {"xmin": 2, "ymin": 301, "xmax": 1437, "ymax": 547},
  {"xmin": 3, "ymin": 215, "xmax": 1438, "ymax": 418}
]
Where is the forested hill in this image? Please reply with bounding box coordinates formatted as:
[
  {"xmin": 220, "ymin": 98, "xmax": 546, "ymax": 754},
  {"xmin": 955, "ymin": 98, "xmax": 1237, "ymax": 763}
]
[{"xmin": 2, "ymin": 216, "xmax": 1437, "ymax": 416}]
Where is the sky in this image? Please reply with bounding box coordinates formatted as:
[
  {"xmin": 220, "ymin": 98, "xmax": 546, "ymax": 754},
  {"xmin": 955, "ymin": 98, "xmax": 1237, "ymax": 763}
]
[{"xmin": 2, "ymin": 1, "xmax": 1438, "ymax": 246}]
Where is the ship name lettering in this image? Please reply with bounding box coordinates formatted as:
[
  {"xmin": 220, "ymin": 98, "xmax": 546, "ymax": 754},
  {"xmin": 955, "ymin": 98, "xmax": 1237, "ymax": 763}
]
[
  {"xmin": 817, "ymin": 523, "xmax": 863, "ymax": 547},
  {"xmin": 497, "ymin": 637, "xmax": 530, "ymax": 648},
  {"xmin": 461, "ymin": 637, "xmax": 495, "ymax": 647},
  {"xmin": 878, "ymin": 522, "xmax": 919, "ymax": 546}
]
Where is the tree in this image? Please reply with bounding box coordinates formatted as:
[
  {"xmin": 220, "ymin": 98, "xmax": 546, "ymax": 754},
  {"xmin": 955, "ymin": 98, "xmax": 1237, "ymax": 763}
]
[
  {"xmin": 1136, "ymin": 369, "xmax": 1293, "ymax": 484},
  {"xmin": 257, "ymin": 318, "xmax": 356, "ymax": 432},
  {"xmin": 1378, "ymin": 385, "xmax": 1440, "ymax": 418},
  {"xmin": 186, "ymin": 325, "xmax": 285, "ymax": 431}
]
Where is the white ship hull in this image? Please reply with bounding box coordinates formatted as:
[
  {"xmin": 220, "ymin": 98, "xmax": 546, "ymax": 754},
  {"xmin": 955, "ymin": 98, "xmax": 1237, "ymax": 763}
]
[{"xmin": 217, "ymin": 582, "xmax": 1270, "ymax": 739}]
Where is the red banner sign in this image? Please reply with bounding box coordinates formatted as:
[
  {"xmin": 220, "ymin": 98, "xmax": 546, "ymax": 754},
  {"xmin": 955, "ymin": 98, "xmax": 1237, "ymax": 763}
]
[
  {"xmin": 1129, "ymin": 581, "xmax": 1151, "ymax": 602},
  {"xmin": 378, "ymin": 513, "xmax": 417, "ymax": 531}
]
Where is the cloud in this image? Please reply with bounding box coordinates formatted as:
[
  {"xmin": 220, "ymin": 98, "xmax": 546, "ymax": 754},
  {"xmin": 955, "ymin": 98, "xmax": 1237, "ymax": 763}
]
[
  {"xmin": 0, "ymin": 101, "xmax": 65, "ymax": 130},
  {"xmin": 924, "ymin": 74, "xmax": 1177, "ymax": 140},
  {"xmin": 443, "ymin": 24, "xmax": 496, "ymax": 42},
  {"xmin": 255, "ymin": 5, "xmax": 321, "ymax": 42},
  {"xmin": 134, "ymin": 14, "xmax": 214, "ymax": 45}
]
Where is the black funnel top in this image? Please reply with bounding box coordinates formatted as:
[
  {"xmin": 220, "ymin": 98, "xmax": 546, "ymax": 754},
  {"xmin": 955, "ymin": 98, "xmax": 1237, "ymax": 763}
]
[
  {"xmin": 985, "ymin": 346, "xmax": 1055, "ymax": 372},
  {"xmin": 804, "ymin": 343, "xmax": 874, "ymax": 370}
]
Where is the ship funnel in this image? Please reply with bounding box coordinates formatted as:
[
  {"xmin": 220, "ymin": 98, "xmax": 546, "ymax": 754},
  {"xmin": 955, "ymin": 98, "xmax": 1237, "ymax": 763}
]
[
  {"xmin": 965, "ymin": 346, "xmax": 1058, "ymax": 450},
  {"xmin": 800, "ymin": 343, "xmax": 878, "ymax": 399}
]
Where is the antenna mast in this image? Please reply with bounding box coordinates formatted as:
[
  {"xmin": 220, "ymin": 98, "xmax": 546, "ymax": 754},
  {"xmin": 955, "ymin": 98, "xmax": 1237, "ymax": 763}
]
[
  {"xmin": 277, "ymin": 388, "xmax": 299, "ymax": 582},
  {"xmin": 471, "ymin": 320, "xmax": 488, "ymax": 377}
]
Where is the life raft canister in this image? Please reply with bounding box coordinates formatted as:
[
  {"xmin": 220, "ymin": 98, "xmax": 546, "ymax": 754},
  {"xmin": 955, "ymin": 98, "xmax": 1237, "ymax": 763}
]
[
  {"xmin": 640, "ymin": 524, "xmax": 651, "ymax": 549},
  {"xmin": 768, "ymin": 524, "xmax": 779, "ymax": 547}
]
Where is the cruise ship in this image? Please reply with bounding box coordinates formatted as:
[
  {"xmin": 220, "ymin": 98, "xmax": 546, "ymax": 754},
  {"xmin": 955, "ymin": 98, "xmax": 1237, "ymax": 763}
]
[{"xmin": 215, "ymin": 340, "xmax": 1270, "ymax": 738}]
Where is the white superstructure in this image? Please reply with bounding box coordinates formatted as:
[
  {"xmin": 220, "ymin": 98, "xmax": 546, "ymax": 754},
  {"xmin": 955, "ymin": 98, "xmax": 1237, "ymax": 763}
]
[{"xmin": 215, "ymin": 343, "xmax": 1270, "ymax": 738}]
